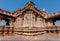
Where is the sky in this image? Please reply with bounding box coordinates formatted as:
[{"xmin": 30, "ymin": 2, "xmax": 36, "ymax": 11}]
[
  {"xmin": 0, "ymin": 0, "xmax": 60, "ymax": 13},
  {"xmin": 0, "ymin": 0, "xmax": 60, "ymax": 25}
]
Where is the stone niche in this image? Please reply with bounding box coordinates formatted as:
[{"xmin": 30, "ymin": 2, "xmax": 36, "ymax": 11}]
[
  {"xmin": 14, "ymin": 17, "xmax": 23, "ymax": 28},
  {"xmin": 23, "ymin": 14, "xmax": 35, "ymax": 27},
  {"xmin": 35, "ymin": 16, "xmax": 45, "ymax": 27}
]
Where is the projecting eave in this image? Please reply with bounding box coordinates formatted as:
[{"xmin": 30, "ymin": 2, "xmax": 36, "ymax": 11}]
[
  {"xmin": 46, "ymin": 12, "xmax": 60, "ymax": 20},
  {"xmin": 0, "ymin": 9, "xmax": 15, "ymax": 18}
]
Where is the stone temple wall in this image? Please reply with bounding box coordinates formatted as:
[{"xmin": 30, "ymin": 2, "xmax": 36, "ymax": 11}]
[
  {"xmin": 0, "ymin": 1, "xmax": 59, "ymax": 41},
  {"xmin": 0, "ymin": 26, "xmax": 59, "ymax": 41}
]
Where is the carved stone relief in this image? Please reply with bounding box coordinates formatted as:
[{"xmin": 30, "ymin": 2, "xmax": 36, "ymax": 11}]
[
  {"xmin": 14, "ymin": 17, "xmax": 23, "ymax": 28},
  {"xmin": 35, "ymin": 17, "xmax": 45, "ymax": 27},
  {"xmin": 23, "ymin": 14, "xmax": 35, "ymax": 27}
]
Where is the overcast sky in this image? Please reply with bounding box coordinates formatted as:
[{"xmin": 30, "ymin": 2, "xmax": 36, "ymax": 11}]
[{"xmin": 0, "ymin": 0, "xmax": 60, "ymax": 25}]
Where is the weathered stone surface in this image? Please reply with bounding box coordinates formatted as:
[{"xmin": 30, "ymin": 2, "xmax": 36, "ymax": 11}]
[{"xmin": 0, "ymin": 1, "xmax": 60, "ymax": 41}]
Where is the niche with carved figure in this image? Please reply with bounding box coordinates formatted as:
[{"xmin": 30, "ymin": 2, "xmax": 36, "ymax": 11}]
[
  {"xmin": 23, "ymin": 14, "xmax": 35, "ymax": 27},
  {"xmin": 23, "ymin": 10, "xmax": 35, "ymax": 27},
  {"xmin": 35, "ymin": 15, "xmax": 44, "ymax": 27},
  {"xmin": 14, "ymin": 17, "xmax": 23, "ymax": 28}
]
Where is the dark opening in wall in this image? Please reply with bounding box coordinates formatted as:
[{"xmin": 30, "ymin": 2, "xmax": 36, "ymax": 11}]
[
  {"xmin": 0, "ymin": 20, "xmax": 6, "ymax": 26},
  {"xmin": 54, "ymin": 20, "xmax": 60, "ymax": 26},
  {"xmin": 0, "ymin": 18, "xmax": 10, "ymax": 26}
]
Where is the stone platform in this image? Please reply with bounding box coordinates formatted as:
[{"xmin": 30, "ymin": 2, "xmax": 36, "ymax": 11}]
[
  {"xmin": 0, "ymin": 33, "xmax": 60, "ymax": 41},
  {"xmin": 0, "ymin": 26, "xmax": 60, "ymax": 41}
]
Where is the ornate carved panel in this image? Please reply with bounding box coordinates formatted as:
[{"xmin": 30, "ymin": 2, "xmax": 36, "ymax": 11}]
[
  {"xmin": 35, "ymin": 18, "xmax": 44, "ymax": 27},
  {"xmin": 23, "ymin": 14, "xmax": 35, "ymax": 27},
  {"xmin": 14, "ymin": 17, "xmax": 23, "ymax": 28}
]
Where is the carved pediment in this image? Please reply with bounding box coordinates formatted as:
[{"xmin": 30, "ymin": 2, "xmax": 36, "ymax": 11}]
[{"xmin": 13, "ymin": 1, "xmax": 48, "ymax": 19}]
